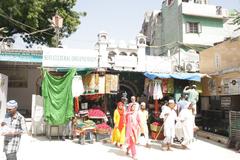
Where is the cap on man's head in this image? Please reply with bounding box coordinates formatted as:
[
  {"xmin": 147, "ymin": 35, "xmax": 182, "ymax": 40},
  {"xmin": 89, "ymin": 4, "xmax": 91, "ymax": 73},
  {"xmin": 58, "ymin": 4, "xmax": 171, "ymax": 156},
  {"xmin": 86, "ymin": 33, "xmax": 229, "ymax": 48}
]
[
  {"xmin": 6, "ymin": 100, "xmax": 18, "ymax": 109},
  {"xmin": 168, "ymin": 99, "xmax": 175, "ymax": 104},
  {"xmin": 192, "ymin": 84, "xmax": 197, "ymax": 88}
]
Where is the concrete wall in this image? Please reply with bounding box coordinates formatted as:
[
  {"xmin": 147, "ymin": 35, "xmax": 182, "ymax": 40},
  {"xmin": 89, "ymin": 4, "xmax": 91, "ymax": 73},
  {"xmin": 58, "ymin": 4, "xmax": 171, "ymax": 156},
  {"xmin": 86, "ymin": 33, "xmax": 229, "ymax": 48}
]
[
  {"xmin": 181, "ymin": 2, "xmax": 227, "ymax": 19},
  {"xmin": 161, "ymin": 0, "xmax": 182, "ymax": 46},
  {"xmin": 182, "ymin": 15, "xmax": 224, "ymax": 45},
  {"xmin": 8, "ymin": 68, "xmax": 41, "ymax": 115},
  {"xmin": 200, "ymin": 37, "xmax": 240, "ymax": 74}
]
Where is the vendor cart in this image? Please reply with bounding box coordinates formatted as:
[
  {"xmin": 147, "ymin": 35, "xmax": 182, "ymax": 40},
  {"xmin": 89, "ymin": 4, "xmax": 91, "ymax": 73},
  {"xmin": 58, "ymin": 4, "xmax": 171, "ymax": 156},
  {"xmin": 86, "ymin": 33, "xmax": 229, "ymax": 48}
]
[
  {"xmin": 73, "ymin": 112, "xmax": 97, "ymax": 145},
  {"xmin": 74, "ymin": 127, "xmax": 96, "ymax": 144}
]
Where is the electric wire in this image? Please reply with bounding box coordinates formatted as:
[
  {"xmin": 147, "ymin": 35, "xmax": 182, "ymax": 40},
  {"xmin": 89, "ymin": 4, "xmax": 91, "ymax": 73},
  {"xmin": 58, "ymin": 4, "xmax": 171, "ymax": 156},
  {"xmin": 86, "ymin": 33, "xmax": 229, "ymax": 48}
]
[{"xmin": 0, "ymin": 11, "xmax": 55, "ymax": 36}]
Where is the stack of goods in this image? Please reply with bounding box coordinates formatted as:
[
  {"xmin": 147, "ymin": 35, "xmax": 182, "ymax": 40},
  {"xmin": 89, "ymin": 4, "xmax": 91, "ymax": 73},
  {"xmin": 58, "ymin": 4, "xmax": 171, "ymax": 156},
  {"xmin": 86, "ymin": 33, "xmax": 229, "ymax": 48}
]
[
  {"xmin": 150, "ymin": 122, "xmax": 161, "ymax": 132},
  {"xmin": 150, "ymin": 122, "xmax": 164, "ymax": 140},
  {"xmin": 75, "ymin": 119, "xmax": 96, "ymax": 130},
  {"xmin": 96, "ymin": 122, "xmax": 112, "ymax": 134},
  {"xmin": 88, "ymin": 107, "xmax": 107, "ymax": 120}
]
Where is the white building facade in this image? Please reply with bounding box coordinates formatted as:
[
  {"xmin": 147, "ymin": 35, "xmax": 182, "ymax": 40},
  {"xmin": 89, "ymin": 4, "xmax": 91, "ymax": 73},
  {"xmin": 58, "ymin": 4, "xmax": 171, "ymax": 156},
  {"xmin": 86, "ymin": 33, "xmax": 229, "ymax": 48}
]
[{"xmin": 141, "ymin": 0, "xmax": 238, "ymax": 73}]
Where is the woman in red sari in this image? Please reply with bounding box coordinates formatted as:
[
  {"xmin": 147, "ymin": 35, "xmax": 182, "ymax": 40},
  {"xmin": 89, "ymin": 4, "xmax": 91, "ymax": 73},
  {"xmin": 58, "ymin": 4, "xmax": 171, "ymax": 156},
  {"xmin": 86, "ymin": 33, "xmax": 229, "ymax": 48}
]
[{"xmin": 126, "ymin": 103, "xmax": 141, "ymax": 160}]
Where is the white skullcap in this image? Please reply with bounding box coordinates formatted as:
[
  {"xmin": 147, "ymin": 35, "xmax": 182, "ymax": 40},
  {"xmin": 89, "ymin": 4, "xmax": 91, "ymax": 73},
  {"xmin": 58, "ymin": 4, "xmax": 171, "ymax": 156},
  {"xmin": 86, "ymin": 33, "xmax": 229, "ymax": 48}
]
[
  {"xmin": 6, "ymin": 100, "xmax": 18, "ymax": 109},
  {"xmin": 168, "ymin": 99, "xmax": 175, "ymax": 104}
]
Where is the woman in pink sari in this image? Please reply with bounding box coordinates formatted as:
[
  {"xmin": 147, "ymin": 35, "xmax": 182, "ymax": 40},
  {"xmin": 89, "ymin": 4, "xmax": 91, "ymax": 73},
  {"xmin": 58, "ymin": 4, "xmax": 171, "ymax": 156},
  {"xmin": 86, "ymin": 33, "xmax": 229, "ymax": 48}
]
[{"xmin": 126, "ymin": 103, "xmax": 141, "ymax": 160}]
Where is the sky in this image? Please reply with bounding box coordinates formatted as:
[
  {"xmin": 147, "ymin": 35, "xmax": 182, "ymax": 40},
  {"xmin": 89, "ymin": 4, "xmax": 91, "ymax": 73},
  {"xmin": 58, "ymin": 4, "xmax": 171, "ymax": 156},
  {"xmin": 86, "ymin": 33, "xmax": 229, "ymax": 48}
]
[{"xmin": 15, "ymin": 0, "xmax": 240, "ymax": 49}]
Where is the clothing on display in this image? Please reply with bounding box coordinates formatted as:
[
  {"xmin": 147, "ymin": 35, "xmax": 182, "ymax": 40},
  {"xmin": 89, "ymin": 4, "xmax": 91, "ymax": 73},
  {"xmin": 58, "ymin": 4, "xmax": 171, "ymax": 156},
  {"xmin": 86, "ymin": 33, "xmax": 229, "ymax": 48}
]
[
  {"xmin": 74, "ymin": 97, "xmax": 80, "ymax": 113},
  {"xmin": 167, "ymin": 79, "xmax": 174, "ymax": 94},
  {"xmin": 98, "ymin": 76, "xmax": 106, "ymax": 94},
  {"xmin": 105, "ymin": 74, "xmax": 119, "ymax": 94},
  {"xmin": 110, "ymin": 75, "xmax": 119, "ymax": 93},
  {"xmin": 105, "ymin": 74, "xmax": 111, "ymax": 94},
  {"xmin": 72, "ymin": 75, "xmax": 85, "ymax": 97},
  {"xmin": 153, "ymin": 80, "xmax": 163, "ymax": 100},
  {"xmin": 42, "ymin": 68, "xmax": 76, "ymax": 125},
  {"xmin": 83, "ymin": 74, "xmax": 99, "ymax": 93},
  {"xmin": 162, "ymin": 79, "xmax": 168, "ymax": 94}
]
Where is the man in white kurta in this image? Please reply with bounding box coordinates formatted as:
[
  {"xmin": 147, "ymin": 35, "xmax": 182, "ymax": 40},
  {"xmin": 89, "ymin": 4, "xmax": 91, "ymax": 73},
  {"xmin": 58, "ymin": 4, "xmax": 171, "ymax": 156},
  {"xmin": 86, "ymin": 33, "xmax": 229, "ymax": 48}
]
[
  {"xmin": 183, "ymin": 85, "xmax": 199, "ymax": 128},
  {"xmin": 178, "ymin": 103, "xmax": 194, "ymax": 149},
  {"xmin": 138, "ymin": 102, "xmax": 150, "ymax": 147},
  {"xmin": 160, "ymin": 100, "xmax": 177, "ymax": 150}
]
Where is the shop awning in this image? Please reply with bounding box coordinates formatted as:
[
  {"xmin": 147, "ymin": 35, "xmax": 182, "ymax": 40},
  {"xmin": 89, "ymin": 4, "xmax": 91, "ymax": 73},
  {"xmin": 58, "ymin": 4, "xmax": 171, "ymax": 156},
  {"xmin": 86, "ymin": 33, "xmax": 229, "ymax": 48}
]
[{"xmin": 144, "ymin": 72, "xmax": 211, "ymax": 82}]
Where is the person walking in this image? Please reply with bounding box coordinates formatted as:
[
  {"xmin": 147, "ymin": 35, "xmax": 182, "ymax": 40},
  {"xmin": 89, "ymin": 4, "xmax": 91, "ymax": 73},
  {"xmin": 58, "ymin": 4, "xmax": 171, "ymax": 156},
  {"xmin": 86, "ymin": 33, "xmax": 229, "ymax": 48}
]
[
  {"xmin": 1, "ymin": 100, "xmax": 27, "ymax": 160},
  {"xmin": 178, "ymin": 102, "xmax": 194, "ymax": 149},
  {"xmin": 112, "ymin": 98, "xmax": 126, "ymax": 148},
  {"xmin": 128, "ymin": 96, "xmax": 140, "ymax": 111},
  {"xmin": 61, "ymin": 117, "xmax": 74, "ymax": 141},
  {"xmin": 138, "ymin": 102, "xmax": 150, "ymax": 147},
  {"xmin": 160, "ymin": 99, "xmax": 177, "ymax": 151},
  {"xmin": 126, "ymin": 103, "xmax": 141, "ymax": 160},
  {"xmin": 183, "ymin": 84, "xmax": 199, "ymax": 129}
]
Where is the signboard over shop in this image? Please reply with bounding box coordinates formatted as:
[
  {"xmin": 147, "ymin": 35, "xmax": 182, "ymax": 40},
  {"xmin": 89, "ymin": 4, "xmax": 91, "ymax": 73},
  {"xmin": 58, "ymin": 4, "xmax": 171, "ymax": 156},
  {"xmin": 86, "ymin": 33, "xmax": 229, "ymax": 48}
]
[
  {"xmin": 145, "ymin": 56, "xmax": 172, "ymax": 73},
  {"xmin": 0, "ymin": 51, "xmax": 42, "ymax": 63},
  {"xmin": 42, "ymin": 48, "xmax": 98, "ymax": 68},
  {"xmin": 114, "ymin": 55, "xmax": 137, "ymax": 68}
]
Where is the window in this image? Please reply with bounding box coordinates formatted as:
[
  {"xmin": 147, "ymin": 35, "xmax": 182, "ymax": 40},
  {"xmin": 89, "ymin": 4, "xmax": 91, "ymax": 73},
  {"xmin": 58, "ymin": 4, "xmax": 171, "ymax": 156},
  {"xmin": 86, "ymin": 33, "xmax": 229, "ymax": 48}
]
[
  {"xmin": 130, "ymin": 53, "xmax": 137, "ymax": 57},
  {"xmin": 108, "ymin": 51, "xmax": 116, "ymax": 63},
  {"xmin": 186, "ymin": 22, "xmax": 201, "ymax": 33},
  {"xmin": 119, "ymin": 52, "xmax": 127, "ymax": 56}
]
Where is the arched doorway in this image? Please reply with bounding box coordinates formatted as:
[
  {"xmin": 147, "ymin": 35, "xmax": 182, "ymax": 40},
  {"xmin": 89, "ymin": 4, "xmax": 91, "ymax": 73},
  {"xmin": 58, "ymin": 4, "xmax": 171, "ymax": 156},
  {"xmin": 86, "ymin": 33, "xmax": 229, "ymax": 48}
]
[{"xmin": 119, "ymin": 80, "xmax": 140, "ymax": 102}]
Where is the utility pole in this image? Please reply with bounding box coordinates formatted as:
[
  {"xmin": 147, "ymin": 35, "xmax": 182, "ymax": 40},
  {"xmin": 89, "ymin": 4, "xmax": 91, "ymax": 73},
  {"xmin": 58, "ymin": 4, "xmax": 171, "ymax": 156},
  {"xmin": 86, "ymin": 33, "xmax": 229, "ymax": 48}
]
[{"xmin": 52, "ymin": 13, "xmax": 63, "ymax": 47}]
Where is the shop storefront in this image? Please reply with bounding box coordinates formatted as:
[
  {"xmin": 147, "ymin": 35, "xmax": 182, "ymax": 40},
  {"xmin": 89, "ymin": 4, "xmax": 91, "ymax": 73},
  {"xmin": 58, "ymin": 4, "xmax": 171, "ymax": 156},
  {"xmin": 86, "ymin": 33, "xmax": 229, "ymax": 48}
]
[{"xmin": 143, "ymin": 72, "xmax": 207, "ymax": 139}]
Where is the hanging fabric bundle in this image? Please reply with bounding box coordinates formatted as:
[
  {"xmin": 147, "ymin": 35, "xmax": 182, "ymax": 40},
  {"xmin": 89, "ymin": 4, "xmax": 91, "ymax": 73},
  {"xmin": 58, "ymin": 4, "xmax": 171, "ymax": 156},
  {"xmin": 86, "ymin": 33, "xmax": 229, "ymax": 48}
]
[
  {"xmin": 42, "ymin": 68, "xmax": 76, "ymax": 125},
  {"xmin": 74, "ymin": 97, "xmax": 79, "ymax": 113}
]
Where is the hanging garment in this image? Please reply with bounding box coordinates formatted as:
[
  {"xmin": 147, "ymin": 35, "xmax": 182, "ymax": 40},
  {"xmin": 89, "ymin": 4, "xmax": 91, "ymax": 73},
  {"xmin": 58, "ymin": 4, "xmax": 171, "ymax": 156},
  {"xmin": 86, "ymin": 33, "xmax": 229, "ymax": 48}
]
[
  {"xmin": 148, "ymin": 82, "xmax": 154, "ymax": 97},
  {"xmin": 105, "ymin": 74, "xmax": 111, "ymax": 94},
  {"xmin": 72, "ymin": 75, "xmax": 85, "ymax": 97},
  {"xmin": 82, "ymin": 74, "xmax": 97, "ymax": 93},
  {"xmin": 98, "ymin": 75, "xmax": 105, "ymax": 94},
  {"xmin": 110, "ymin": 75, "xmax": 119, "ymax": 93},
  {"xmin": 42, "ymin": 68, "xmax": 76, "ymax": 125},
  {"xmin": 162, "ymin": 79, "xmax": 168, "ymax": 94},
  {"xmin": 144, "ymin": 78, "xmax": 150, "ymax": 96},
  {"xmin": 167, "ymin": 79, "xmax": 174, "ymax": 94},
  {"xmin": 74, "ymin": 97, "xmax": 79, "ymax": 113},
  {"xmin": 94, "ymin": 73, "xmax": 99, "ymax": 92},
  {"xmin": 153, "ymin": 80, "xmax": 163, "ymax": 100}
]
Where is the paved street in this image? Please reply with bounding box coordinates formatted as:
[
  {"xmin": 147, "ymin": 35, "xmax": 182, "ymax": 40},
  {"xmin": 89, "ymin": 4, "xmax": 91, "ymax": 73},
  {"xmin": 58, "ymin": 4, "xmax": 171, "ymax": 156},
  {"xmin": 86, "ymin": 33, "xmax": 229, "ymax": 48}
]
[{"xmin": 0, "ymin": 135, "xmax": 239, "ymax": 160}]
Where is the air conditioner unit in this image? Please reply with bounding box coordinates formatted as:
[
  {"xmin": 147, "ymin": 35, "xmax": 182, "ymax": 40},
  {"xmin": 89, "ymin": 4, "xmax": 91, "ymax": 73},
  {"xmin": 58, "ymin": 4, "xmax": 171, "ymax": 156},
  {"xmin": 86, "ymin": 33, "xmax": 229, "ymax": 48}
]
[
  {"xmin": 175, "ymin": 65, "xmax": 184, "ymax": 72},
  {"xmin": 185, "ymin": 62, "xmax": 199, "ymax": 72}
]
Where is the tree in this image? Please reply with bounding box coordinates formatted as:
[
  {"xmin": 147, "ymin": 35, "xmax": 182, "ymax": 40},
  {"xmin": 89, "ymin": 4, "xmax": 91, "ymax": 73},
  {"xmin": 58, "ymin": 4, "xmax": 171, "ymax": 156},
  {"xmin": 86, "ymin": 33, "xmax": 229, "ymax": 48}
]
[
  {"xmin": 234, "ymin": 14, "xmax": 240, "ymax": 26},
  {"xmin": 0, "ymin": 0, "xmax": 86, "ymax": 47}
]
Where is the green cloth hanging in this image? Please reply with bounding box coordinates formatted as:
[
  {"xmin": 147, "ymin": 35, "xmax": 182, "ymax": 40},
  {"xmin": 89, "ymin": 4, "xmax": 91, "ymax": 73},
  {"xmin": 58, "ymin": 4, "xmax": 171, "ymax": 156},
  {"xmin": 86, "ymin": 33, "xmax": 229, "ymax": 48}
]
[{"xmin": 42, "ymin": 68, "xmax": 76, "ymax": 125}]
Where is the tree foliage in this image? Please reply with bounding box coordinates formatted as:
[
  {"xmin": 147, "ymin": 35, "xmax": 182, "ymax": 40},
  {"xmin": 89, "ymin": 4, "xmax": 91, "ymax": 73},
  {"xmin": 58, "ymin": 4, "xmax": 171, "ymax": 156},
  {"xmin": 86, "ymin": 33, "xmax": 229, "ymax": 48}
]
[
  {"xmin": 0, "ymin": 0, "xmax": 86, "ymax": 47},
  {"xmin": 234, "ymin": 14, "xmax": 240, "ymax": 25}
]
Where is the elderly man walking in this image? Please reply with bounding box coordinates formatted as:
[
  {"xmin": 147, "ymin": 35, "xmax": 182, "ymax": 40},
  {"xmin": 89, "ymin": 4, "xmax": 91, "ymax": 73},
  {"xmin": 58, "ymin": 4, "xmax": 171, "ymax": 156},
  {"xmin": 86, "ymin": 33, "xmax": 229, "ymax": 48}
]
[
  {"xmin": 160, "ymin": 99, "xmax": 177, "ymax": 151},
  {"xmin": 1, "ymin": 100, "xmax": 27, "ymax": 160},
  {"xmin": 183, "ymin": 85, "xmax": 199, "ymax": 129}
]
